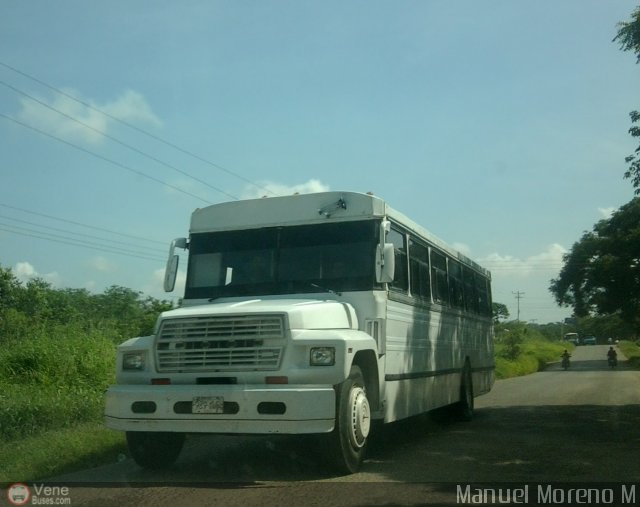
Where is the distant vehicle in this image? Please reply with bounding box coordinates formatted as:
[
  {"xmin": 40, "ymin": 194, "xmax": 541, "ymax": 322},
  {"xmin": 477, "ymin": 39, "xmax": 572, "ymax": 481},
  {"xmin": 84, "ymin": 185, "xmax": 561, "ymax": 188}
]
[
  {"xmin": 583, "ymin": 336, "xmax": 597, "ymax": 345},
  {"xmin": 564, "ymin": 332, "xmax": 579, "ymax": 345}
]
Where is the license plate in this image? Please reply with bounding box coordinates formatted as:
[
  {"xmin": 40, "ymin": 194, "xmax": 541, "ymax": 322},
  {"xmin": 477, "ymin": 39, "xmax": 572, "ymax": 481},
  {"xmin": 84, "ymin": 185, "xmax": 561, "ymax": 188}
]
[{"xmin": 192, "ymin": 396, "xmax": 224, "ymax": 414}]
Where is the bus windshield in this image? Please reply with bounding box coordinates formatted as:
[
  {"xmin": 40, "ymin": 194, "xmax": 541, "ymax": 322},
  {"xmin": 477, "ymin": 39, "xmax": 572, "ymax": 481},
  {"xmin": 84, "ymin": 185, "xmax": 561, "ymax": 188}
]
[{"xmin": 185, "ymin": 220, "xmax": 378, "ymax": 299}]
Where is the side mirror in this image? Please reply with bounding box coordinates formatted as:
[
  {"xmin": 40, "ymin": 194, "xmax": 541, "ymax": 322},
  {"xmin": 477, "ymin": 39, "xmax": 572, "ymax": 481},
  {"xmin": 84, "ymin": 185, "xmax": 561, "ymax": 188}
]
[
  {"xmin": 376, "ymin": 243, "xmax": 395, "ymax": 284},
  {"xmin": 164, "ymin": 255, "xmax": 179, "ymax": 292},
  {"xmin": 164, "ymin": 238, "xmax": 187, "ymax": 292}
]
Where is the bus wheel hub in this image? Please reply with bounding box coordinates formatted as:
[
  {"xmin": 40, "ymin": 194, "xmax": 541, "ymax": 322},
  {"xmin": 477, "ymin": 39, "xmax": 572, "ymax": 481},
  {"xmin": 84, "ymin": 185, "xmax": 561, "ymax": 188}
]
[{"xmin": 349, "ymin": 387, "xmax": 370, "ymax": 448}]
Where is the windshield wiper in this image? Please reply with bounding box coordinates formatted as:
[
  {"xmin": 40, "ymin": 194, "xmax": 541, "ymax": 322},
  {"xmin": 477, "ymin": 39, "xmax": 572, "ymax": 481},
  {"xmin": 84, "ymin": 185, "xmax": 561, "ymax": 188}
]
[{"xmin": 310, "ymin": 283, "xmax": 342, "ymax": 297}]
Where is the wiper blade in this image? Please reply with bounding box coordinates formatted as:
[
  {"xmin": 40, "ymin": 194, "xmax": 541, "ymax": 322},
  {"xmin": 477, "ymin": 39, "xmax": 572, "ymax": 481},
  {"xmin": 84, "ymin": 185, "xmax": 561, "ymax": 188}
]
[{"xmin": 310, "ymin": 283, "xmax": 342, "ymax": 296}]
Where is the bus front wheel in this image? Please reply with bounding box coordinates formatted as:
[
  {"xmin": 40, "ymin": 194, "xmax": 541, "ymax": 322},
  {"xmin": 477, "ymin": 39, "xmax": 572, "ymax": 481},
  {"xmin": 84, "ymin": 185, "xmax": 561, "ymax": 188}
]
[
  {"xmin": 326, "ymin": 365, "xmax": 371, "ymax": 474},
  {"xmin": 126, "ymin": 431, "xmax": 185, "ymax": 469}
]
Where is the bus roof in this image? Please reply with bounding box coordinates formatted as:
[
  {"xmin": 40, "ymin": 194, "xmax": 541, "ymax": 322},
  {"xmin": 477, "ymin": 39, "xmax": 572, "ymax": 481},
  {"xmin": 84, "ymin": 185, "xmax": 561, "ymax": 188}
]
[{"xmin": 190, "ymin": 191, "xmax": 490, "ymax": 278}]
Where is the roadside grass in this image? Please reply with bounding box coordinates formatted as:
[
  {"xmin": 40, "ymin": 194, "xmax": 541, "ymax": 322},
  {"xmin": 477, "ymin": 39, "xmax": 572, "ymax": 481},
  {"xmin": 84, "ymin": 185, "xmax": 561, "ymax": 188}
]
[
  {"xmin": 0, "ymin": 323, "xmax": 122, "ymax": 483},
  {"xmin": 495, "ymin": 335, "xmax": 571, "ymax": 379},
  {"xmin": 0, "ymin": 278, "xmax": 173, "ymax": 484},
  {"xmin": 0, "ymin": 326, "xmax": 116, "ymax": 442},
  {"xmin": 618, "ymin": 340, "xmax": 640, "ymax": 368},
  {"xmin": 0, "ymin": 423, "xmax": 126, "ymax": 483}
]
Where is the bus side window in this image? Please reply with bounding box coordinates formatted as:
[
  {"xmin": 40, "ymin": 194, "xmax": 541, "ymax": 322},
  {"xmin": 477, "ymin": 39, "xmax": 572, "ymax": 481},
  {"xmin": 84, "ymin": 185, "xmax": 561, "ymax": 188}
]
[
  {"xmin": 430, "ymin": 249, "xmax": 449, "ymax": 306},
  {"xmin": 463, "ymin": 266, "xmax": 479, "ymax": 313},
  {"xmin": 448, "ymin": 259, "xmax": 464, "ymax": 309},
  {"xmin": 388, "ymin": 227, "xmax": 408, "ymax": 292},
  {"xmin": 409, "ymin": 238, "xmax": 431, "ymax": 301},
  {"xmin": 476, "ymin": 275, "xmax": 491, "ymax": 316}
]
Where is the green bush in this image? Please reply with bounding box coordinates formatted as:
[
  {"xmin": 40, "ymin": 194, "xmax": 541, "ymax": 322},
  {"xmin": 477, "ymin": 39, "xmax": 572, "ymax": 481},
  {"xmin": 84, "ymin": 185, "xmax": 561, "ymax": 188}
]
[
  {"xmin": 495, "ymin": 354, "xmax": 539, "ymax": 378},
  {"xmin": 494, "ymin": 323, "xmax": 571, "ymax": 379},
  {"xmin": 0, "ymin": 325, "xmax": 116, "ymax": 441},
  {"xmin": 618, "ymin": 340, "xmax": 640, "ymax": 368},
  {"xmin": 0, "ymin": 267, "xmax": 173, "ymax": 480}
]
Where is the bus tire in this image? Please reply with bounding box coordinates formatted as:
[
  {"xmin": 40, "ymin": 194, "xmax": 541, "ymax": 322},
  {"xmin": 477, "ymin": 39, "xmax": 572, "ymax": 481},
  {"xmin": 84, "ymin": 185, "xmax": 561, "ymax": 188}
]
[
  {"xmin": 326, "ymin": 365, "xmax": 371, "ymax": 474},
  {"xmin": 455, "ymin": 364, "xmax": 474, "ymax": 422},
  {"xmin": 126, "ymin": 431, "xmax": 185, "ymax": 469}
]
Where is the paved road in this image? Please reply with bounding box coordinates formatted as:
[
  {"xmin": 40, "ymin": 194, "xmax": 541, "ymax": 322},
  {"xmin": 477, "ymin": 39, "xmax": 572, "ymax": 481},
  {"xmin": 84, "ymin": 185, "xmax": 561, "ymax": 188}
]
[{"xmin": 36, "ymin": 345, "xmax": 640, "ymax": 505}]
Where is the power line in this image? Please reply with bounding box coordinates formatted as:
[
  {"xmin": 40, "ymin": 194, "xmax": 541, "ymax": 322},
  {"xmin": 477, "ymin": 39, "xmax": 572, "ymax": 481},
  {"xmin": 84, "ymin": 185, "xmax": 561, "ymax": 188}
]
[
  {"xmin": 0, "ymin": 220, "xmax": 165, "ymax": 259},
  {"xmin": 0, "ymin": 79, "xmax": 239, "ymax": 201},
  {"xmin": 0, "ymin": 214, "xmax": 164, "ymax": 255},
  {"xmin": 0, "ymin": 225, "xmax": 166, "ymax": 263},
  {"xmin": 0, "ymin": 60, "xmax": 276, "ymax": 197},
  {"xmin": 0, "ymin": 202, "xmax": 165, "ymax": 245},
  {"xmin": 0, "ymin": 112, "xmax": 213, "ymax": 205}
]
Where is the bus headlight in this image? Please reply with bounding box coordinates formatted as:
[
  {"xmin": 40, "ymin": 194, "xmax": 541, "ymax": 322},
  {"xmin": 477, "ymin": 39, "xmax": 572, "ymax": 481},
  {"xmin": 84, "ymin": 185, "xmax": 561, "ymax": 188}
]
[
  {"xmin": 310, "ymin": 347, "xmax": 335, "ymax": 366},
  {"xmin": 122, "ymin": 352, "xmax": 146, "ymax": 371}
]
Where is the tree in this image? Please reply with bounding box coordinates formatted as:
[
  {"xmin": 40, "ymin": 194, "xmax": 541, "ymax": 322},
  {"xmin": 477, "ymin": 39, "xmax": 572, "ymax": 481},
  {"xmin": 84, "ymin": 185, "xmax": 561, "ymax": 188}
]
[
  {"xmin": 0, "ymin": 265, "xmax": 21, "ymax": 312},
  {"xmin": 95, "ymin": 285, "xmax": 143, "ymax": 322},
  {"xmin": 0, "ymin": 263, "xmax": 172, "ymax": 340},
  {"xmin": 495, "ymin": 324, "xmax": 526, "ymax": 360},
  {"xmin": 614, "ymin": 5, "xmax": 640, "ymax": 58},
  {"xmin": 623, "ymin": 111, "xmax": 640, "ymax": 194},
  {"xmin": 575, "ymin": 314, "xmax": 635, "ymax": 341},
  {"xmin": 550, "ymin": 198, "xmax": 640, "ymax": 334},
  {"xmin": 613, "ymin": 6, "xmax": 640, "ymax": 194},
  {"xmin": 19, "ymin": 278, "xmax": 54, "ymax": 320},
  {"xmin": 492, "ymin": 302, "xmax": 510, "ymax": 323},
  {"xmin": 532, "ymin": 322, "xmax": 565, "ymax": 341}
]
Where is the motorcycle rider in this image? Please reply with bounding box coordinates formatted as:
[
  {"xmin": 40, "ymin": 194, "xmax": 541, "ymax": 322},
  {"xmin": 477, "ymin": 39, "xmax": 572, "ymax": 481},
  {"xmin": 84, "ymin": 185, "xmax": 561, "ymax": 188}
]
[
  {"xmin": 561, "ymin": 349, "xmax": 571, "ymax": 369},
  {"xmin": 607, "ymin": 346, "xmax": 618, "ymax": 367}
]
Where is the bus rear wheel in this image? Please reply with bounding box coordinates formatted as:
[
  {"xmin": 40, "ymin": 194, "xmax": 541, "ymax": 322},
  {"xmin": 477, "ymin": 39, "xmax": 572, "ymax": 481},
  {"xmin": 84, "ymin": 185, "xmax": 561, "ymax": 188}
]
[
  {"xmin": 326, "ymin": 365, "xmax": 371, "ymax": 474},
  {"xmin": 126, "ymin": 431, "xmax": 185, "ymax": 469}
]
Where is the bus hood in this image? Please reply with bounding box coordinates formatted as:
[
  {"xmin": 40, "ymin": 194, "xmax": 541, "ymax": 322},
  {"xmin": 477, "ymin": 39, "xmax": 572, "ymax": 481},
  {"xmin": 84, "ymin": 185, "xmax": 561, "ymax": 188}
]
[{"xmin": 158, "ymin": 298, "xmax": 359, "ymax": 331}]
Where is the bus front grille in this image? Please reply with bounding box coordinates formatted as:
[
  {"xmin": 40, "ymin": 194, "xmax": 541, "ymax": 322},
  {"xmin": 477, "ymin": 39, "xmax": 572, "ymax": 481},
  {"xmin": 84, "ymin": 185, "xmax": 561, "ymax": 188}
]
[{"xmin": 155, "ymin": 314, "xmax": 285, "ymax": 372}]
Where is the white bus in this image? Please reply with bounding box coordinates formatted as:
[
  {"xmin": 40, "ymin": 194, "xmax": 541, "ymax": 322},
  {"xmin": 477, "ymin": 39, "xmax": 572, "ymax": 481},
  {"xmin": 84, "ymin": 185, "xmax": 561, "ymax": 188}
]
[{"xmin": 105, "ymin": 191, "xmax": 494, "ymax": 473}]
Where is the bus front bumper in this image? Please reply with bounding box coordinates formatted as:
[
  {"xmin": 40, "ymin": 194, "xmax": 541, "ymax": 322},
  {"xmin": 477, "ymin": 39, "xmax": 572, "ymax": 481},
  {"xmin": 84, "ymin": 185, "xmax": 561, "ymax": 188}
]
[{"xmin": 104, "ymin": 384, "xmax": 336, "ymax": 434}]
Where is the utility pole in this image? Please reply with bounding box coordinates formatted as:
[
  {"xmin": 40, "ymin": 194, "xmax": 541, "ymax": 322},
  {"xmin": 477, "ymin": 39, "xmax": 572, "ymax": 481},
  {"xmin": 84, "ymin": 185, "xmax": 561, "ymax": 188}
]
[{"xmin": 512, "ymin": 291, "xmax": 525, "ymax": 321}]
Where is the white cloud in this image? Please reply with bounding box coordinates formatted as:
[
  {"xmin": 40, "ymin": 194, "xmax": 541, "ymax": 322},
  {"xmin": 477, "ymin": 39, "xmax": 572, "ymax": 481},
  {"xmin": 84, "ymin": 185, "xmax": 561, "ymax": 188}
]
[
  {"xmin": 88, "ymin": 256, "xmax": 117, "ymax": 272},
  {"xmin": 478, "ymin": 244, "xmax": 567, "ymax": 279},
  {"xmin": 102, "ymin": 90, "xmax": 162, "ymax": 128},
  {"xmin": 241, "ymin": 179, "xmax": 330, "ymax": 199},
  {"xmin": 14, "ymin": 261, "xmax": 37, "ymax": 279},
  {"xmin": 17, "ymin": 88, "xmax": 162, "ymax": 145},
  {"xmin": 451, "ymin": 242, "xmax": 472, "ymax": 257},
  {"xmin": 13, "ymin": 261, "xmax": 62, "ymax": 286},
  {"xmin": 477, "ymin": 245, "xmax": 572, "ymax": 323},
  {"xmin": 144, "ymin": 267, "xmax": 186, "ymax": 300},
  {"xmin": 598, "ymin": 207, "xmax": 615, "ymax": 219}
]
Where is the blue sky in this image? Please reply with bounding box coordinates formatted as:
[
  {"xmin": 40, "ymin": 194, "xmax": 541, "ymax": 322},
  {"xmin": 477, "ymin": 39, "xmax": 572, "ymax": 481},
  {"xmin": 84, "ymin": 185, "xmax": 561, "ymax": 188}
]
[{"xmin": 1, "ymin": 1, "xmax": 638, "ymax": 324}]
